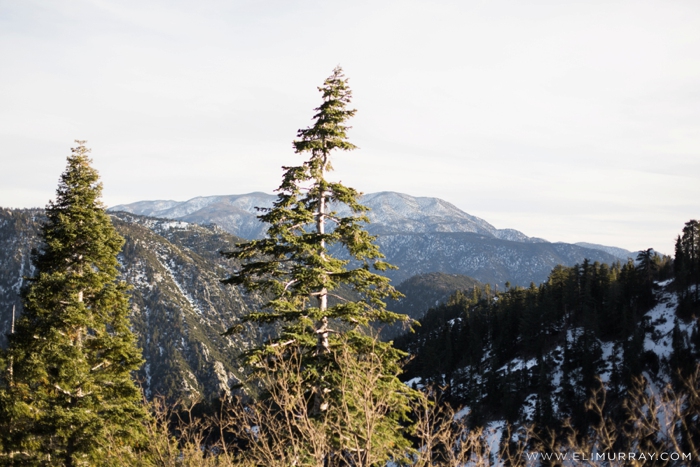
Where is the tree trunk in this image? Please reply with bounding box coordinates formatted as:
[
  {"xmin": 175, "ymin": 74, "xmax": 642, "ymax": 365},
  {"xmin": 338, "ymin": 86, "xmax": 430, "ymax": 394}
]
[
  {"xmin": 314, "ymin": 153, "xmax": 329, "ymax": 416},
  {"xmin": 316, "ymin": 154, "xmax": 328, "ymax": 354}
]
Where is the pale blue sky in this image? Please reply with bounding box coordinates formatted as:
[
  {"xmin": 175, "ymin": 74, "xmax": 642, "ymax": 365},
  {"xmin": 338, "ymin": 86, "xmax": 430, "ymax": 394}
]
[{"xmin": 1, "ymin": 0, "xmax": 699, "ymax": 254}]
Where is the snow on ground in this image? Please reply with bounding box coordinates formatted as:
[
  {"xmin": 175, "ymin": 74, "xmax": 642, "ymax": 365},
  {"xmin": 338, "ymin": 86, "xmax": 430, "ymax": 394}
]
[
  {"xmin": 643, "ymin": 288, "xmax": 696, "ymax": 363},
  {"xmin": 126, "ymin": 259, "xmax": 152, "ymax": 289},
  {"xmin": 498, "ymin": 357, "xmax": 537, "ymax": 373},
  {"xmin": 599, "ymin": 341, "xmax": 615, "ymax": 383},
  {"xmin": 161, "ymin": 220, "xmax": 190, "ymax": 230},
  {"xmin": 454, "ymin": 405, "xmax": 471, "ymax": 420},
  {"xmin": 405, "ymin": 377, "xmax": 423, "ymax": 389},
  {"xmin": 14, "ymin": 252, "xmax": 25, "ymax": 293},
  {"xmin": 644, "ymin": 297, "xmax": 676, "ymax": 360},
  {"xmin": 600, "ymin": 340, "xmax": 615, "ymax": 361},
  {"xmin": 521, "ymin": 393, "xmax": 538, "ymax": 421},
  {"xmin": 485, "ymin": 420, "xmax": 505, "ymax": 463},
  {"xmin": 547, "ymin": 345, "xmax": 564, "ymax": 390}
]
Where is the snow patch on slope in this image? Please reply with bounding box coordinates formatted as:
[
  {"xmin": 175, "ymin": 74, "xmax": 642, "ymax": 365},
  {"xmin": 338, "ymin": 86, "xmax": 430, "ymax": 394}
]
[{"xmin": 157, "ymin": 254, "xmax": 204, "ymax": 316}]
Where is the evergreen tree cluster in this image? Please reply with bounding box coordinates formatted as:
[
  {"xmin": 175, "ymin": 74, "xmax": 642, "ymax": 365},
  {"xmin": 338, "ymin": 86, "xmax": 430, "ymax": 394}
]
[{"xmin": 396, "ymin": 251, "xmax": 680, "ymax": 429}]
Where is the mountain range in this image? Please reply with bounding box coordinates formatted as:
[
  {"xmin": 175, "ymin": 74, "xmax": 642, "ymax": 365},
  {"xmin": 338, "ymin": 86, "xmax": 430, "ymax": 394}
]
[
  {"xmin": 111, "ymin": 191, "xmax": 635, "ymax": 286},
  {"xmin": 110, "ymin": 191, "xmax": 548, "ymax": 242}
]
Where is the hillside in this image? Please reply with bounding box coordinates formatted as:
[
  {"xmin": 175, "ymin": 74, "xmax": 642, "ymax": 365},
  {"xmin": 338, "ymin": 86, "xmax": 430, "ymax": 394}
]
[
  {"xmin": 392, "ymin": 272, "xmax": 482, "ymax": 320},
  {"xmin": 378, "ymin": 272, "xmax": 482, "ymax": 340},
  {"xmin": 374, "ymin": 231, "xmax": 621, "ymax": 285}
]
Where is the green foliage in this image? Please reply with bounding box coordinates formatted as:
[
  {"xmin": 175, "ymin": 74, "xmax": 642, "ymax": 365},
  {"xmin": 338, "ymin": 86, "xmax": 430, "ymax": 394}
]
[
  {"xmin": 221, "ymin": 67, "xmax": 418, "ymax": 462},
  {"xmin": 223, "ymin": 67, "xmax": 404, "ymax": 333},
  {"xmin": 0, "ymin": 142, "xmax": 147, "ymax": 465}
]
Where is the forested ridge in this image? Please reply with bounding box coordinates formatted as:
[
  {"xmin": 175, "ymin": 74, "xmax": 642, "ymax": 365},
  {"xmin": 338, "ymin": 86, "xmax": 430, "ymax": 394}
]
[{"xmin": 396, "ymin": 223, "xmax": 700, "ymax": 445}]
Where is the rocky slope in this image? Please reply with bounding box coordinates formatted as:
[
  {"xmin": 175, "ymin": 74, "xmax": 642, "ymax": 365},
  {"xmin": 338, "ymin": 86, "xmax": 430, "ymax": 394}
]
[{"xmin": 0, "ymin": 208, "xmax": 42, "ymax": 347}]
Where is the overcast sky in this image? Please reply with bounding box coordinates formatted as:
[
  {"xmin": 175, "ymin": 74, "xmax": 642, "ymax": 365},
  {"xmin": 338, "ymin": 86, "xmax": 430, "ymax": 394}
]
[{"xmin": 1, "ymin": 0, "xmax": 699, "ymax": 254}]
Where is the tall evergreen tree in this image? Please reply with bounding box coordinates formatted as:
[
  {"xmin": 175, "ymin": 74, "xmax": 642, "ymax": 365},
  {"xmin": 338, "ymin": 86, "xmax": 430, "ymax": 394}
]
[
  {"xmin": 0, "ymin": 142, "xmax": 147, "ymax": 465},
  {"xmin": 222, "ymin": 67, "xmax": 416, "ymax": 463},
  {"xmin": 681, "ymin": 220, "xmax": 700, "ymax": 302}
]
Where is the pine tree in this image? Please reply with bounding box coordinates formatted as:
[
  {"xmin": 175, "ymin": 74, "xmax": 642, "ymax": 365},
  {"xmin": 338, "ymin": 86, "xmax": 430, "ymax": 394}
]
[
  {"xmin": 0, "ymin": 142, "xmax": 147, "ymax": 465},
  {"xmin": 222, "ymin": 67, "xmax": 416, "ymax": 464},
  {"xmin": 674, "ymin": 235, "xmax": 688, "ymax": 300},
  {"xmin": 681, "ymin": 220, "xmax": 700, "ymax": 302},
  {"xmin": 670, "ymin": 320, "xmax": 694, "ymax": 385}
]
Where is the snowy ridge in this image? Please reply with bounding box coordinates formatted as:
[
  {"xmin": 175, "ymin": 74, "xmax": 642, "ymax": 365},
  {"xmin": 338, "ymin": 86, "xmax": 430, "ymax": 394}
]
[
  {"xmin": 110, "ymin": 192, "xmax": 626, "ymax": 286},
  {"xmin": 111, "ymin": 191, "xmax": 541, "ymax": 241},
  {"xmin": 109, "ymin": 193, "xmax": 276, "ymax": 225}
]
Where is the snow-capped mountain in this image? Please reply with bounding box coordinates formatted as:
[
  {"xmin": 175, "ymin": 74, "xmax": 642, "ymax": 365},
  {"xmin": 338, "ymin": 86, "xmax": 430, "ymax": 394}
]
[
  {"xmin": 111, "ymin": 193, "xmax": 277, "ymax": 240},
  {"xmin": 111, "ymin": 192, "xmax": 552, "ymax": 243},
  {"xmin": 111, "ymin": 191, "xmax": 628, "ymax": 286}
]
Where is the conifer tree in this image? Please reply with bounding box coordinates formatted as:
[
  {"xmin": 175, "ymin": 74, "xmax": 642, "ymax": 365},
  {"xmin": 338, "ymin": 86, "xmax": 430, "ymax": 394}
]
[
  {"xmin": 681, "ymin": 220, "xmax": 700, "ymax": 302},
  {"xmin": 222, "ymin": 67, "xmax": 416, "ymax": 463},
  {"xmin": 0, "ymin": 142, "xmax": 147, "ymax": 465},
  {"xmin": 674, "ymin": 235, "xmax": 688, "ymax": 300}
]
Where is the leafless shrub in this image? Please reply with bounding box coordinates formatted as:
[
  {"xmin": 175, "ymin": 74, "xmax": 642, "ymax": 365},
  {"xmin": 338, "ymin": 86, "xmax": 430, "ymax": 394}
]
[{"xmin": 107, "ymin": 359, "xmax": 700, "ymax": 467}]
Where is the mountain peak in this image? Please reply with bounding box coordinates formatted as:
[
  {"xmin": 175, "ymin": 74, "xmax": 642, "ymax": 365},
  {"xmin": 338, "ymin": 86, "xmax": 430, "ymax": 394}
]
[{"xmin": 110, "ymin": 191, "xmax": 536, "ymax": 241}]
